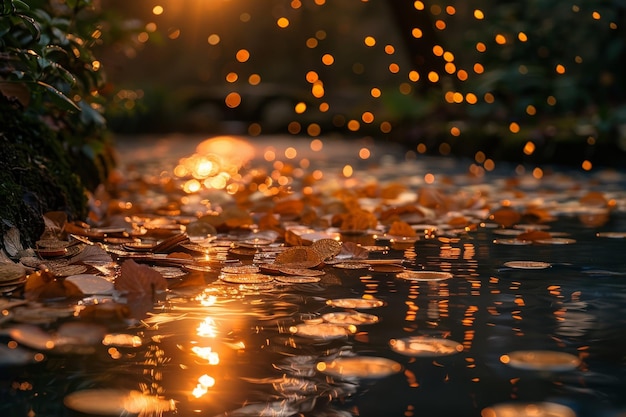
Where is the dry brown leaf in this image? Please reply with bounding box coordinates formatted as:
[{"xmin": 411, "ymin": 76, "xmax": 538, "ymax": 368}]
[
  {"xmin": 447, "ymin": 216, "xmax": 470, "ymax": 228},
  {"xmin": 274, "ymin": 246, "xmax": 322, "ymax": 268},
  {"xmin": 417, "ymin": 187, "xmax": 448, "ymax": 211},
  {"xmin": 115, "ymin": 260, "xmax": 168, "ymax": 294},
  {"xmin": 522, "ymin": 207, "xmax": 555, "ymax": 223},
  {"xmin": 337, "ymin": 242, "xmax": 369, "ymax": 260},
  {"xmin": 379, "ymin": 205, "xmax": 423, "ymax": 223},
  {"xmin": 380, "ymin": 183, "xmax": 407, "ymax": 200},
  {"xmin": 490, "ymin": 208, "xmax": 522, "ymax": 227},
  {"xmin": 284, "ymin": 230, "xmax": 304, "ymax": 247},
  {"xmin": 516, "ymin": 230, "xmax": 552, "ymax": 241},
  {"xmin": 24, "ymin": 270, "xmax": 84, "ymax": 301},
  {"xmin": 312, "ymin": 238, "xmax": 342, "ymax": 261},
  {"xmin": 579, "ymin": 191, "xmax": 608, "ymax": 207},
  {"xmin": 273, "ymin": 199, "xmax": 305, "ymax": 216},
  {"xmin": 388, "ymin": 221, "xmax": 417, "ymax": 237},
  {"xmin": 340, "ymin": 209, "xmax": 378, "ymax": 232}
]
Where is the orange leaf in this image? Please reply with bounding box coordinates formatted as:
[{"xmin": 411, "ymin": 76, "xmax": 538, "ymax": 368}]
[
  {"xmin": 491, "ymin": 208, "xmax": 521, "ymax": 227},
  {"xmin": 115, "ymin": 260, "xmax": 168, "ymax": 294}
]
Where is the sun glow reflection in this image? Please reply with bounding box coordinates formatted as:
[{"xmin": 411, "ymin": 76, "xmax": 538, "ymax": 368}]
[
  {"xmin": 191, "ymin": 346, "xmax": 220, "ymax": 364},
  {"xmin": 197, "ymin": 317, "xmax": 218, "ymax": 338}
]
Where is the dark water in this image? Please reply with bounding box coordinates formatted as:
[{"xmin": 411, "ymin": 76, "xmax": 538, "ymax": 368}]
[
  {"xmin": 1, "ymin": 139, "xmax": 626, "ymax": 417},
  {"xmin": 3, "ymin": 217, "xmax": 626, "ymax": 417}
]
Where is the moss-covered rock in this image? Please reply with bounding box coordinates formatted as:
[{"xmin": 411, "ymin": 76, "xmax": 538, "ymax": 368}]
[{"xmin": 0, "ymin": 97, "xmax": 88, "ymax": 249}]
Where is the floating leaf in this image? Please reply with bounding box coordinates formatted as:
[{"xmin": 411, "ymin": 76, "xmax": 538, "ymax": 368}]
[
  {"xmin": 516, "ymin": 230, "xmax": 552, "ymax": 241},
  {"xmin": 24, "ymin": 269, "xmax": 84, "ymax": 301},
  {"xmin": 336, "ymin": 241, "xmax": 368, "ymax": 260},
  {"xmin": 274, "ymin": 246, "xmax": 322, "ymax": 268},
  {"xmin": 115, "ymin": 259, "xmax": 168, "ymax": 294},
  {"xmin": 490, "ymin": 208, "xmax": 522, "ymax": 227},
  {"xmin": 388, "ymin": 221, "xmax": 417, "ymax": 237}
]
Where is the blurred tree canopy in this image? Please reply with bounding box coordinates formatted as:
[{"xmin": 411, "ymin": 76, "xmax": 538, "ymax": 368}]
[{"xmin": 98, "ymin": 0, "xmax": 626, "ymax": 165}]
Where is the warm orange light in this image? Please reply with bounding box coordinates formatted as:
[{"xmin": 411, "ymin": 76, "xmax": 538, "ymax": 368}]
[
  {"xmin": 207, "ymin": 34, "xmax": 220, "ymax": 45},
  {"xmin": 285, "ymin": 147, "xmax": 297, "ymax": 159},
  {"xmin": 362, "ymin": 111, "xmax": 374, "ymax": 123},
  {"xmin": 495, "ymin": 34, "xmax": 506, "ymax": 44},
  {"xmin": 347, "ymin": 120, "xmax": 360, "ymax": 131},
  {"xmin": 248, "ymin": 74, "xmax": 261, "ymax": 85},
  {"xmin": 364, "ymin": 36, "xmax": 376, "ymax": 47},
  {"xmin": 476, "ymin": 42, "xmax": 486, "ymax": 52},
  {"xmin": 294, "ymin": 102, "xmax": 307, "ymax": 114},
  {"xmin": 307, "ymin": 123, "xmax": 321, "ymax": 136},
  {"xmin": 408, "ymin": 70, "xmax": 420, "ymax": 82},
  {"xmin": 152, "ymin": 5, "xmax": 163, "ymax": 15},
  {"xmin": 305, "ymin": 71, "xmax": 319, "ymax": 83},
  {"xmin": 321, "ymin": 53, "xmax": 335, "ymax": 65},
  {"xmin": 288, "ymin": 121, "xmax": 301, "ymax": 134},
  {"xmin": 236, "ymin": 49, "xmax": 250, "ymax": 62},
  {"xmin": 465, "ymin": 93, "xmax": 477, "ymax": 104},
  {"xmin": 311, "ymin": 81, "xmax": 324, "ymax": 98},
  {"xmin": 474, "ymin": 9, "xmax": 484, "ymax": 19},
  {"xmin": 380, "ymin": 121, "xmax": 392, "ymax": 133},
  {"xmin": 310, "ymin": 139, "xmax": 323, "ymax": 151},
  {"xmin": 371, "ymin": 87, "xmax": 382, "ymax": 98},
  {"xmin": 428, "ymin": 71, "xmax": 439, "ymax": 82},
  {"xmin": 412, "ymin": 28, "xmax": 423, "ymax": 38},
  {"xmin": 384, "ymin": 45, "xmax": 395, "ymax": 54},
  {"xmin": 225, "ymin": 92, "xmax": 241, "ymax": 108},
  {"xmin": 523, "ymin": 141, "xmax": 535, "ymax": 155},
  {"xmin": 226, "ymin": 72, "xmax": 238, "ymax": 83},
  {"xmin": 276, "ymin": 17, "xmax": 290, "ymax": 28},
  {"xmin": 388, "ymin": 63, "xmax": 400, "ymax": 73}
]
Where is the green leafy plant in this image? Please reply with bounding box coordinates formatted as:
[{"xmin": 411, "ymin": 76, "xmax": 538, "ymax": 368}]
[{"xmin": 0, "ymin": 0, "xmax": 134, "ymax": 248}]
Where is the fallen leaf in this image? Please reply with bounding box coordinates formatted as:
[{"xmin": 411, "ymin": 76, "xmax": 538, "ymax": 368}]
[
  {"xmin": 24, "ymin": 270, "xmax": 84, "ymax": 301},
  {"xmin": 490, "ymin": 208, "xmax": 521, "ymax": 227},
  {"xmin": 115, "ymin": 260, "xmax": 168, "ymax": 294}
]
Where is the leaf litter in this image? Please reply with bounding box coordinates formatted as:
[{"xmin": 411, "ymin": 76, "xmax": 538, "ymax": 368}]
[{"xmin": 0, "ymin": 137, "xmax": 625, "ymax": 416}]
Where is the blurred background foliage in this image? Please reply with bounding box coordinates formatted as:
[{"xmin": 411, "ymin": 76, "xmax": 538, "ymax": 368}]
[{"xmin": 97, "ymin": 0, "xmax": 626, "ymax": 165}]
